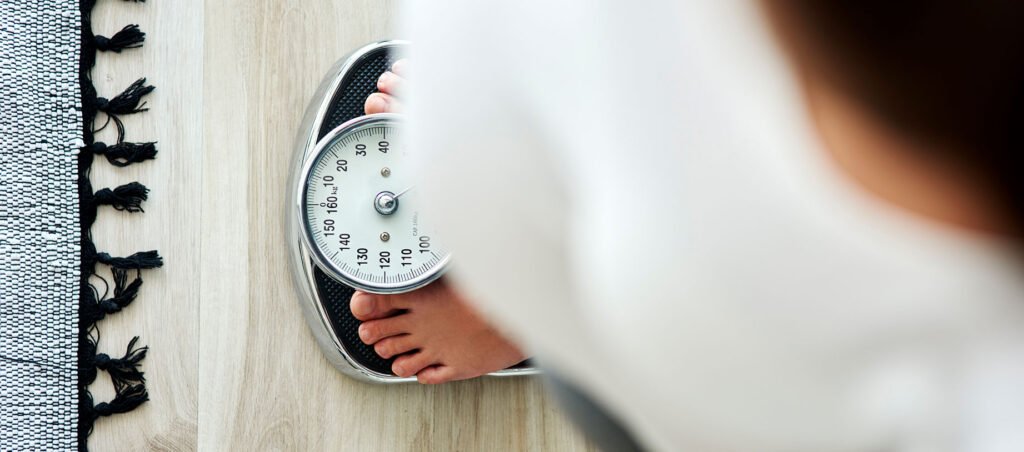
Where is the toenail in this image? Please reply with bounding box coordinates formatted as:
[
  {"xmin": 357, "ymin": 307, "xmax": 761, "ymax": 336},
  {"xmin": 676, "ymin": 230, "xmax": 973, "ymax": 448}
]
[
  {"xmin": 352, "ymin": 300, "xmax": 373, "ymax": 316},
  {"xmin": 378, "ymin": 71, "xmax": 396, "ymax": 86}
]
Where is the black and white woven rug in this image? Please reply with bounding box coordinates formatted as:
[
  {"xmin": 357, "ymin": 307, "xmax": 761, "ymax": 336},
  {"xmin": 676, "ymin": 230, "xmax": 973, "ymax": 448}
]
[{"xmin": 1, "ymin": 1, "xmax": 162, "ymax": 450}]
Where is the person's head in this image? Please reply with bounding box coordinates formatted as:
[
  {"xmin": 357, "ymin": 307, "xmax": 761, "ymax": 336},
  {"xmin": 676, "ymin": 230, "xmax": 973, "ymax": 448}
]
[{"xmin": 762, "ymin": 1, "xmax": 1024, "ymax": 238}]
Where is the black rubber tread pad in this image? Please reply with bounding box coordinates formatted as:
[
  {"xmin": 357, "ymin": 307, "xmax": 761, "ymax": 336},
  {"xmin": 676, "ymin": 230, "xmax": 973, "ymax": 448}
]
[
  {"xmin": 317, "ymin": 46, "xmax": 396, "ymax": 140},
  {"xmin": 314, "ymin": 266, "xmax": 394, "ymax": 374}
]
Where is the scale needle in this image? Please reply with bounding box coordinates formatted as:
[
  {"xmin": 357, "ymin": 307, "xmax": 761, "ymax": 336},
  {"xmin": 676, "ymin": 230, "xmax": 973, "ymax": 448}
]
[{"xmin": 393, "ymin": 186, "xmax": 415, "ymax": 199}]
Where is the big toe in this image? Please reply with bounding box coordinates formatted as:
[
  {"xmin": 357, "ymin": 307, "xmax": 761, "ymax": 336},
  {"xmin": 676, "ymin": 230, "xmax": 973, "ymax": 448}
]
[{"xmin": 350, "ymin": 291, "xmax": 398, "ymax": 321}]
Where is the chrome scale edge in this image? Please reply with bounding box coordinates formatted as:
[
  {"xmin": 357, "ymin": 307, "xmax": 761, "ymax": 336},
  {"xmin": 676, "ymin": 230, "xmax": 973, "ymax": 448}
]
[{"xmin": 287, "ymin": 40, "xmax": 539, "ymax": 383}]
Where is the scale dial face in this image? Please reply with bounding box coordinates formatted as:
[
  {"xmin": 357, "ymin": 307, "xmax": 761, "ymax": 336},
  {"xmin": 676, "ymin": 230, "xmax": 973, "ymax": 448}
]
[{"xmin": 299, "ymin": 114, "xmax": 449, "ymax": 293}]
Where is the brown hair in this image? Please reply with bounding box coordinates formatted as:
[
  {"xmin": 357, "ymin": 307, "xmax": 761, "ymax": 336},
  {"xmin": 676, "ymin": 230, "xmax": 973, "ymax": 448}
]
[{"xmin": 765, "ymin": 1, "xmax": 1024, "ymax": 235}]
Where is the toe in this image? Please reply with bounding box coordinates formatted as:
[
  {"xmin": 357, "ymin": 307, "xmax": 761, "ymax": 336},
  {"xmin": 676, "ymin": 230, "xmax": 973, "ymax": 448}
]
[
  {"xmin": 390, "ymin": 59, "xmax": 408, "ymax": 76},
  {"xmin": 364, "ymin": 92, "xmax": 402, "ymax": 114},
  {"xmin": 358, "ymin": 316, "xmax": 409, "ymax": 344},
  {"xmin": 415, "ymin": 365, "xmax": 459, "ymax": 384},
  {"xmin": 350, "ymin": 291, "xmax": 398, "ymax": 321},
  {"xmin": 373, "ymin": 334, "xmax": 417, "ymax": 359},
  {"xmin": 392, "ymin": 351, "xmax": 436, "ymax": 378},
  {"xmin": 376, "ymin": 70, "xmax": 404, "ymax": 96}
]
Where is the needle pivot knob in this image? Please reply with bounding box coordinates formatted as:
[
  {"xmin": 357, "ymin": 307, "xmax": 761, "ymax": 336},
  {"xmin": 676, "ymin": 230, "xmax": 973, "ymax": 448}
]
[{"xmin": 374, "ymin": 191, "xmax": 398, "ymax": 215}]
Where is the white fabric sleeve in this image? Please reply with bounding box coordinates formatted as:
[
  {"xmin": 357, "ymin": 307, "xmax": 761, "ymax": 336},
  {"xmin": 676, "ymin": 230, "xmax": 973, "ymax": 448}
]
[{"xmin": 403, "ymin": 0, "xmax": 597, "ymax": 375}]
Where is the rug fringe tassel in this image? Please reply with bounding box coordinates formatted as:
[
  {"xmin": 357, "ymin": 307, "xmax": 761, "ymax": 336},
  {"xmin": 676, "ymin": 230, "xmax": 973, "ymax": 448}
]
[
  {"xmin": 83, "ymin": 141, "xmax": 158, "ymax": 167},
  {"xmin": 92, "ymin": 78, "xmax": 155, "ymax": 143},
  {"xmin": 82, "ymin": 383, "xmax": 150, "ymax": 425},
  {"xmin": 93, "ymin": 182, "xmax": 150, "ymax": 212},
  {"xmin": 79, "ymin": 267, "xmax": 149, "ymax": 324},
  {"xmin": 93, "ymin": 24, "xmax": 145, "ymax": 53},
  {"xmin": 94, "ymin": 337, "xmax": 149, "ymax": 391},
  {"xmin": 108, "ymin": 267, "xmax": 145, "ymax": 310},
  {"xmin": 95, "ymin": 78, "xmax": 154, "ymax": 116},
  {"xmin": 95, "ymin": 250, "xmax": 164, "ymax": 270}
]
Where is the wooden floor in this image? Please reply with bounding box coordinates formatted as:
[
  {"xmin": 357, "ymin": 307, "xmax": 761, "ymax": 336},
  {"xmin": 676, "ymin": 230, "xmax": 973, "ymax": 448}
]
[{"xmin": 87, "ymin": 1, "xmax": 592, "ymax": 450}]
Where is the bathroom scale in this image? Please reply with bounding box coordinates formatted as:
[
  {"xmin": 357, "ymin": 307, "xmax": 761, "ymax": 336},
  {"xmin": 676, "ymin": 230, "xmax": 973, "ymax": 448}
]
[{"xmin": 287, "ymin": 40, "xmax": 538, "ymax": 383}]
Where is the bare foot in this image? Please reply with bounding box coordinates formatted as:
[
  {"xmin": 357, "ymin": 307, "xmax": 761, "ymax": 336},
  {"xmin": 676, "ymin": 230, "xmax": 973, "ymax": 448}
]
[
  {"xmin": 364, "ymin": 59, "xmax": 407, "ymax": 114},
  {"xmin": 351, "ymin": 280, "xmax": 526, "ymax": 384},
  {"xmin": 352, "ymin": 60, "xmax": 526, "ymax": 384}
]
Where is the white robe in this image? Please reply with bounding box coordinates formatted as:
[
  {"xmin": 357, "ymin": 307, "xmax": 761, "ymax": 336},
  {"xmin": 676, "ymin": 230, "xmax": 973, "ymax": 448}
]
[{"xmin": 402, "ymin": 1, "xmax": 1024, "ymax": 450}]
